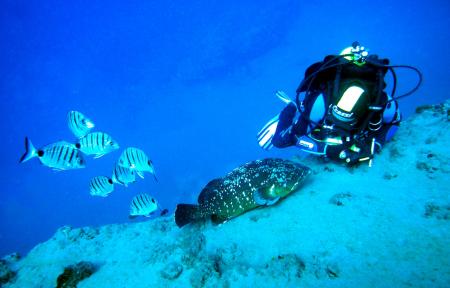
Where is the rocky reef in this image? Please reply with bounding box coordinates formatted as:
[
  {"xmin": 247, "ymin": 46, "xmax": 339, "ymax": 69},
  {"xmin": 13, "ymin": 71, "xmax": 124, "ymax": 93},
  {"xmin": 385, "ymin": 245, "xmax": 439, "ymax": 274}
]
[
  {"xmin": 2, "ymin": 100, "xmax": 450, "ymax": 288},
  {"xmin": 56, "ymin": 261, "xmax": 97, "ymax": 288}
]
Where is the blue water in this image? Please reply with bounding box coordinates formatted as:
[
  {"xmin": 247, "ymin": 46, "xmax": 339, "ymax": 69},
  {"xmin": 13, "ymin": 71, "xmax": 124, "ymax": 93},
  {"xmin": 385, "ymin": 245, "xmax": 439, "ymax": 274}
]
[{"xmin": 0, "ymin": 0, "xmax": 449, "ymax": 257}]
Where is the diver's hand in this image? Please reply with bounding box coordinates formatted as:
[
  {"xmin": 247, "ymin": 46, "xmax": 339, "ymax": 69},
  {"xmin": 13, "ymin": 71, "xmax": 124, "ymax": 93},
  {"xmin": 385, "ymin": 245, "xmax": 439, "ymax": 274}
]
[{"xmin": 257, "ymin": 91, "xmax": 296, "ymax": 150}]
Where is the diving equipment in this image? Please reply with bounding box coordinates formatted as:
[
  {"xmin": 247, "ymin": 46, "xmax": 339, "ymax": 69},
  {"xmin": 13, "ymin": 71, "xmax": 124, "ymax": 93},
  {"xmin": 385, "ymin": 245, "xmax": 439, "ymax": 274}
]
[
  {"xmin": 257, "ymin": 91, "xmax": 294, "ymax": 150},
  {"xmin": 257, "ymin": 114, "xmax": 279, "ymax": 150}
]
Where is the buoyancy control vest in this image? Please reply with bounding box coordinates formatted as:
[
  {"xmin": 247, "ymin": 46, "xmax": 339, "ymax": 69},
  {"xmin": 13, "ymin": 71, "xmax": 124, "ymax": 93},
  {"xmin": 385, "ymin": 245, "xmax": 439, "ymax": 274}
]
[{"xmin": 296, "ymin": 54, "xmax": 390, "ymax": 140}]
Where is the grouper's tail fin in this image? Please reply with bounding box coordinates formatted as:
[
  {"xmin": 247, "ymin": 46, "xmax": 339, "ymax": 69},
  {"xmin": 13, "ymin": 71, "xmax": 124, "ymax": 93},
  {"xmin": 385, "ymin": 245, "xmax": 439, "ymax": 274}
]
[{"xmin": 175, "ymin": 204, "xmax": 201, "ymax": 228}]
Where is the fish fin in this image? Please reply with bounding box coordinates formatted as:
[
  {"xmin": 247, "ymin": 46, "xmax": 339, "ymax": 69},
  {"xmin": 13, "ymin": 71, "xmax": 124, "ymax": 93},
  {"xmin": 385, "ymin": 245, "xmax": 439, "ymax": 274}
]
[
  {"xmin": 146, "ymin": 211, "xmax": 157, "ymax": 217},
  {"xmin": 19, "ymin": 137, "xmax": 37, "ymax": 163},
  {"xmin": 152, "ymin": 173, "xmax": 158, "ymax": 182},
  {"xmin": 136, "ymin": 171, "xmax": 145, "ymax": 179},
  {"xmin": 113, "ymin": 176, "xmax": 127, "ymax": 187},
  {"xmin": 253, "ymin": 190, "xmax": 267, "ymax": 205},
  {"xmin": 175, "ymin": 204, "xmax": 201, "ymax": 228},
  {"xmin": 94, "ymin": 154, "xmax": 105, "ymax": 159},
  {"xmin": 211, "ymin": 214, "xmax": 228, "ymax": 225},
  {"xmin": 52, "ymin": 168, "xmax": 65, "ymax": 172},
  {"xmin": 128, "ymin": 215, "xmax": 138, "ymax": 220},
  {"xmin": 266, "ymin": 196, "xmax": 280, "ymax": 206},
  {"xmin": 253, "ymin": 189, "xmax": 280, "ymax": 206}
]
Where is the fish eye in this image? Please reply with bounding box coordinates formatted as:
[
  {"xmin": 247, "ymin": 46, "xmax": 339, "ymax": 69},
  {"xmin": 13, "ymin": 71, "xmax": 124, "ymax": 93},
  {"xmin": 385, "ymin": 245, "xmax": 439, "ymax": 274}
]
[
  {"xmin": 75, "ymin": 143, "xmax": 81, "ymax": 149},
  {"xmin": 108, "ymin": 179, "xmax": 113, "ymax": 184}
]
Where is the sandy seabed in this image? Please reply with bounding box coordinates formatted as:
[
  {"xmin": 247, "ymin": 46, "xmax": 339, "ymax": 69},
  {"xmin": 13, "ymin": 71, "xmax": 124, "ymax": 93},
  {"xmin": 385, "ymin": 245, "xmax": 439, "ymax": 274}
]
[{"xmin": 2, "ymin": 101, "xmax": 449, "ymax": 288}]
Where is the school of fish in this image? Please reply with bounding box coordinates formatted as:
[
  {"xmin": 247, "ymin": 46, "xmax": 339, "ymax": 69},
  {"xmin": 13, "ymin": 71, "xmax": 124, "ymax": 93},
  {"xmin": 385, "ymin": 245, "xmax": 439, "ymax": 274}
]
[{"xmin": 20, "ymin": 110, "xmax": 160, "ymax": 218}]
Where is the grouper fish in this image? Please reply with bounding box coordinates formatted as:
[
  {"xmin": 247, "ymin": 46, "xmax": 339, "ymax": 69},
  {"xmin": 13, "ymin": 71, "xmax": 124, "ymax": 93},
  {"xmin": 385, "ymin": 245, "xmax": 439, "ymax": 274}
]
[{"xmin": 175, "ymin": 158, "xmax": 311, "ymax": 228}]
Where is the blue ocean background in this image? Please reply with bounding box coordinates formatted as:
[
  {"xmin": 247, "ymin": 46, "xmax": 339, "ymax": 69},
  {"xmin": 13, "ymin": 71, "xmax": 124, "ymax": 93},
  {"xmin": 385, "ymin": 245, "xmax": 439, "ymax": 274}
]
[{"xmin": 0, "ymin": 0, "xmax": 449, "ymax": 257}]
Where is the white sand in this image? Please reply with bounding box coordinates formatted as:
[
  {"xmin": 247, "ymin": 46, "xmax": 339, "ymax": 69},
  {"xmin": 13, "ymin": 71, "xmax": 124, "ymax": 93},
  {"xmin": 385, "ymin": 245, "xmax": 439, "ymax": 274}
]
[{"xmin": 3, "ymin": 101, "xmax": 450, "ymax": 288}]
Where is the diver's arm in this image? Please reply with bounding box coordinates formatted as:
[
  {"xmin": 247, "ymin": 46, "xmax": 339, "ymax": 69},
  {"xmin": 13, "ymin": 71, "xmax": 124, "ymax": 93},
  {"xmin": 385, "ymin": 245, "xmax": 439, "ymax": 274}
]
[
  {"xmin": 271, "ymin": 103, "xmax": 299, "ymax": 148},
  {"xmin": 372, "ymin": 98, "xmax": 401, "ymax": 146}
]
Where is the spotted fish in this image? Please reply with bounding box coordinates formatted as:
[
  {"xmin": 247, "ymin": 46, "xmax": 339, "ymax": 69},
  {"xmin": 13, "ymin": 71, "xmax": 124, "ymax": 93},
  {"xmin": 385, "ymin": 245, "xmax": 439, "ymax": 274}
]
[{"xmin": 175, "ymin": 158, "xmax": 311, "ymax": 228}]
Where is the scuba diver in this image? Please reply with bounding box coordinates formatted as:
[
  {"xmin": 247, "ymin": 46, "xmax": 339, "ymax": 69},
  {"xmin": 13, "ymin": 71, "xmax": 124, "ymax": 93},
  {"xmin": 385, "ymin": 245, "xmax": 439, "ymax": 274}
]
[{"xmin": 257, "ymin": 42, "xmax": 422, "ymax": 166}]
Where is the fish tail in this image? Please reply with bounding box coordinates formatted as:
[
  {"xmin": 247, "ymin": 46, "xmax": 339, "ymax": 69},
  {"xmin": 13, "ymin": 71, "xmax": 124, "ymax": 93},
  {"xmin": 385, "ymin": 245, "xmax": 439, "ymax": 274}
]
[
  {"xmin": 19, "ymin": 137, "xmax": 37, "ymax": 163},
  {"xmin": 175, "ymin": 204, "xmax": 202, "ymax": 228}
]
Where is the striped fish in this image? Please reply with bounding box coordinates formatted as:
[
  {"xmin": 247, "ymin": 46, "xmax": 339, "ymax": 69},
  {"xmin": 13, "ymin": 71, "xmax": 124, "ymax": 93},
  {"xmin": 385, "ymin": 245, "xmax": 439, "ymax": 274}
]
[
  {"xmin": 112, "ymin": 163, "xmax": 136, "ymax": 187},
  {"xmin": 129, "ymin": 193, "xmax": 158, "ymax": 218},
  {"xmin": 67, "ymin": 111, "xmax": 95, "ymax": 138},
  {"xmin": 19, "ymin": 138, "xmax": 85, "ymax": 170},
  {"xmin": 89, "ymin": 176, "xmax": 114, "ymax": 197},
  {"xmin": 118, "ymin": 147, "xmax": 157, "ymax": 181},
  {"xmin": 76, "ymin": 132, "xmax": 119, "ymax": 158}
]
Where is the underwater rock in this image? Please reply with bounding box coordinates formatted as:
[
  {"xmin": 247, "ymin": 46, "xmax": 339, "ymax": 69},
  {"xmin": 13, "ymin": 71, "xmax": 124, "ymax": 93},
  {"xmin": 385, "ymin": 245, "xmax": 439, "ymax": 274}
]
[
  {"xmin": 324, "ymin": 262, "xmax": 340, "ymax": 278},
  {"xmin": 160, "ymin": 262, "xmax": 183, "ymax": 280},
  {"xmin": 323, "ymin": 166, "xmax": 335, "ymax": 172},
  {"xmin": 54, "ymin": 226, "xmax": 100, "ymax": 243},
  {"xmin": 56, "ymin": 261, "xmax": 97, "ymax": 288},
  {"xmin": 415, "ymin": 104, "xmax": 435, "ymax": 114},
  {"xmin": 424, "ymin": 136, "xmax": 438, "ymax": 144},
  {"xmin": 53, "ymin": 226, "xmax": 101, "ymax": 250},
  {"xmin": 213, "ymin": 243, "xmax": 245, "ymax": 274},
  {"xmin": 310, "ymin": 254, "xmax": 340, "ymax": 279},
  {"xmin": 383, "ymin": 171, "xmax": 398, "ymax": 180},
  {"xmin": 180, "ymin": 232, "xmax": 206, "ymax": 268},
  {"xmin": 147, "ymin": 241, "xmax": 178, "ymax": 264},
  {"xmin": 329, "ymin": 192, "xmax": 353, "ymax": 206},
  {"xmin": 416, "ymin": 150, "xmax": 450, "ymax": 178},
  {"xmin": 424, "ymin": 202, "xmax": 450, "ymax": 220},
  {"xmin": 388, "ymin": 143, "xmax": 406, "ymax": 159},
  {"xmin": 249, "ymin": 211, "xmax": 270, "ymax": 222},
  {"xmin": 264, "ymin": 254, "xmax": 306, "ymax": 280},
  {"xmin": 152, "ymin": 218, "xmax": 173, "ymax": 233},
  {"xmin": 2, "ymin": 253, "xmax": 20, "ymax": 264},
  {"xmin": 0, "ymin": 259, "xmax": 16, "ymax": 286},
  {"xmin": 415, "ymin": 102, "xmax": 450, "ymax": 117},
  {"xmin": 189, "ymin": 261, "xmax": 224, "ymax": 288}
]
